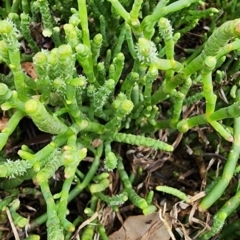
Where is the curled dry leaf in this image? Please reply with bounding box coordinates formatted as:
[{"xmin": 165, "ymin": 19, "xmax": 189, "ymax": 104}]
[
  {"xmin": 108, "ymin": 212, "xmax": 171, "ymax": 240},
  {"xmin": 21, "ymin": 62, "xmax": 38, "ymax": 79}
]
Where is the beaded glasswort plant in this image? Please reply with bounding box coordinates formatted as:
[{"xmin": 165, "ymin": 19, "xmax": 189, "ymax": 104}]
[{"xmin": 1, "ymin": 0, "xmax": 240, "ymax": 239}]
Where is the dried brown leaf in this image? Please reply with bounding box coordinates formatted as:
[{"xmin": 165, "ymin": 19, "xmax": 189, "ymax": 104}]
[
  {"xmin": 21, "ymin": 62, "xmax": 37, "ymax": 80},
  {"xmin": 0, "ymin": 115, "xmax": 8, "ymax": 131},
  {"xmin": 108, "ymin": 212, "xmax": 171, "ymax": 240}
]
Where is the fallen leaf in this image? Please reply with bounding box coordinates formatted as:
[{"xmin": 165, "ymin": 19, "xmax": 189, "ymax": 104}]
[{"xmin": 108, "ymin": 212, "xmax": 171, "ymax": 240}]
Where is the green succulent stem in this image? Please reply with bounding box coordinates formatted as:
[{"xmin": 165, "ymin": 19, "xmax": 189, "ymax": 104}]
[
  {"xmin": 199, "ymin": 90, "xmax": 240, "ymax": 210},
  {"xmin": 151, "ymin": 19, "xmax": 240, "ymax": 104}
]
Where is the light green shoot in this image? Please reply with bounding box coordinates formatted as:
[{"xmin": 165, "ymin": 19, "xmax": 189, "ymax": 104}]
[
  {"xmin": 24, "ymin": 99, "xmax": 68, "ymax": 134},
  {"xmin": 0, "ymin": 110, "xmax": 25, "ymax": 150},
  {"xmin": 201, "ymin": 56, "xmax": 217, "ymax": 116},
  {"xmin": 156, "ymin": 185, "xmax": 190, "ymax": 203},
  {"xmin": 107, "ymin": 0, "xmax": 130, "ymax": 23},
  {"xmin": 40, "ymin": 180, "xmax": 64, "ymax": 240}
]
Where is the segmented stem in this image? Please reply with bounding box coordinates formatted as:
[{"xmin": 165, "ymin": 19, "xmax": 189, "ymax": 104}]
[{"xmin": 113, "ymin": 133, "xmax": 173, "ymax": 151}]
